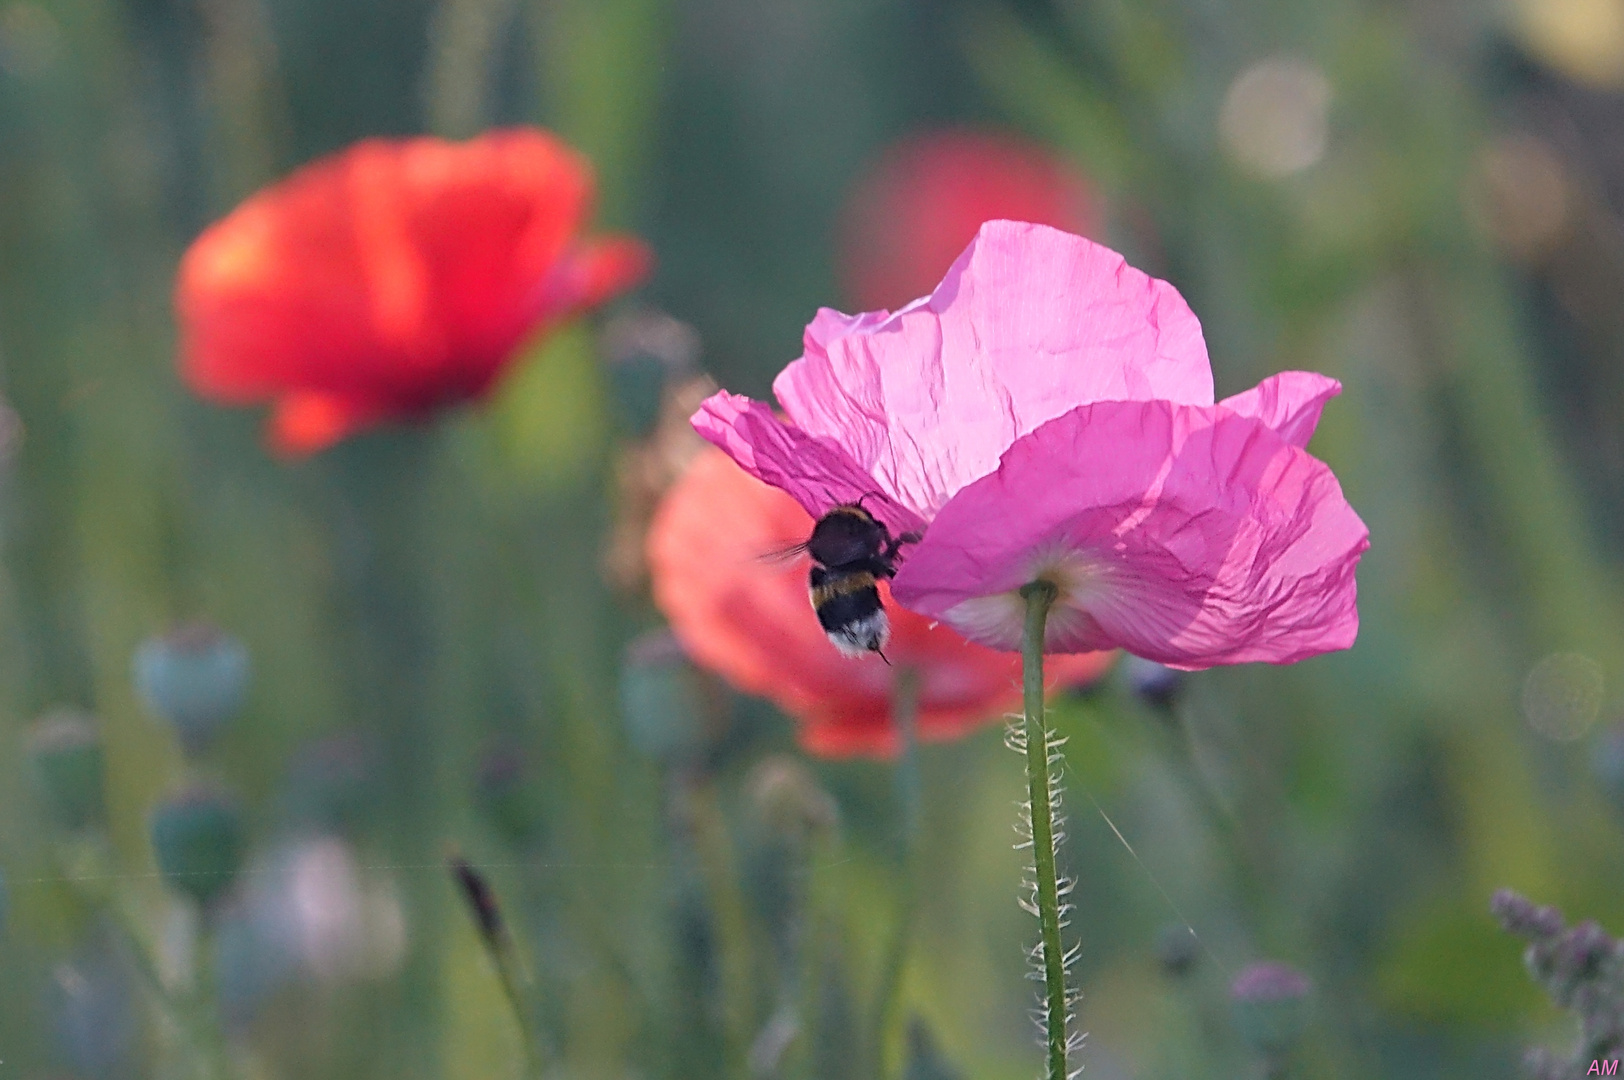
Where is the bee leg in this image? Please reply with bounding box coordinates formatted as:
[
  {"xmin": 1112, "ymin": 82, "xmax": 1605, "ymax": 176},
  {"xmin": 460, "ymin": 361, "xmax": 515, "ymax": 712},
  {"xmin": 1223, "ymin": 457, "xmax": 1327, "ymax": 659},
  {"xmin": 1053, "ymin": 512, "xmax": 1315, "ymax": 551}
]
[{"xmin": 882, "ymin": 532, "xmax": 923, "ymax": 560}]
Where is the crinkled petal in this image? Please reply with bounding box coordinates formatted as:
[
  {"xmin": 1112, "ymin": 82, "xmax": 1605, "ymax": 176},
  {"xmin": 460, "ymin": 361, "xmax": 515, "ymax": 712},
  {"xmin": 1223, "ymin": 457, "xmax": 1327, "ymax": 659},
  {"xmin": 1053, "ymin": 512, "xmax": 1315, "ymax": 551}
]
[
  {"xmin": 1219, "ymin": 371, "xmax": 1342, "ymax": 449},
  {"xmin": 690, "ymin": 390, "xmax": 928, "ymax": 538},
  {"xmin": 892, "ymin": 399, "xmax": 1368, "ymax": 668},
  {"xmin": 771, "ymin": 221, "xmax": 1214, "ymax": 518}
]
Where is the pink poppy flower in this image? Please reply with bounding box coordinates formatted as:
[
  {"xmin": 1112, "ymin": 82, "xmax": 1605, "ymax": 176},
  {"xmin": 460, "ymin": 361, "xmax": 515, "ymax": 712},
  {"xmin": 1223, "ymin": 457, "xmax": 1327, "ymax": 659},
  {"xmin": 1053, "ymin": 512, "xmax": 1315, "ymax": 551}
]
[{"xmin": 692, "ymin": 221, "xmax": 1367, "ymax": 669}]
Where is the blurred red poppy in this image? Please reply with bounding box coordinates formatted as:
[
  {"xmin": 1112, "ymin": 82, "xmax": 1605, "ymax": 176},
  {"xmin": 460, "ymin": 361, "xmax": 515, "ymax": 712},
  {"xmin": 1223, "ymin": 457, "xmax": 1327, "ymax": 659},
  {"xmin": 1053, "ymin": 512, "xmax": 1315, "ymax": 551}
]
[
  {"xmin": 176, "ymin": 128, "xmax": 651, "ymax": 455},
  {"xmin": 647, "ymin": 445, "xmax": 1113, "ymax": 758},
  {"xmin": 839, "ymin": 128, "xmax": 1099, "ymax": 311}
]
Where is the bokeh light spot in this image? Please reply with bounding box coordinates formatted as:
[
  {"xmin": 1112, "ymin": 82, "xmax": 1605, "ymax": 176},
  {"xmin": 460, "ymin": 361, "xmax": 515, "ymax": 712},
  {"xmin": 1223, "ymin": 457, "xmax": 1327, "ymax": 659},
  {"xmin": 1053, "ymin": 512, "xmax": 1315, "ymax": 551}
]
[
  {"xmin": 1522, "ymin": 652, "xmax": 1605, "ymax": 742},
  {"xmin": 1219, "ymin": 56, "xmax": 1332, "ymax": 179},
  {"xmin": 1464, "ymin": 134, "xmax": 1572, "ymax": 261},
  {"xmin": 1513, "ymin": 0, "xmax": 1624, "ymax": 89}
]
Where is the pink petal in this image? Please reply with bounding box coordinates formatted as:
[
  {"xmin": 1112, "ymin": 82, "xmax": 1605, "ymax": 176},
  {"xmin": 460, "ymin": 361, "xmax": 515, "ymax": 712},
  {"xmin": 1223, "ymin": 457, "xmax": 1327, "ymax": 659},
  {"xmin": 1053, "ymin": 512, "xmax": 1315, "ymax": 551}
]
[
  {"xmin": 690, "ymin": 390, "xmax": 928, "ymax": 538},
  {"xmin": 772, "ymin": 221, "xmax": 1214, "ymax": 517},
  {"xmin": 1219, "ymin": 371, "xmax": 1342, "ymax": 448},
  {"xmin": 891, "ymin": 399, "xmax": 1368, "ymax": 668}
]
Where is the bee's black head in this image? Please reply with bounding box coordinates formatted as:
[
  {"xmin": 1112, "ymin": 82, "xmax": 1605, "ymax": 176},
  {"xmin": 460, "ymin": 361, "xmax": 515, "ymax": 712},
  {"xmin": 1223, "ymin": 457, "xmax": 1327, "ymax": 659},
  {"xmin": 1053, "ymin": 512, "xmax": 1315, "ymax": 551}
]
[{"xmin": 806, "ymin": 505, "xmax": 888, "ymax": 568}]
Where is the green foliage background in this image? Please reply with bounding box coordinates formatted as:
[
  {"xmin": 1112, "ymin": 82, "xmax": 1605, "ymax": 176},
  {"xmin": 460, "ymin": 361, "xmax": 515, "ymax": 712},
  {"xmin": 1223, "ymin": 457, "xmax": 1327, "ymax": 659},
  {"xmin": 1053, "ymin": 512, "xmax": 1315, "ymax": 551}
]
[{"xmin": 2, "ymin": 0, "xmax": 1623, "ymax": 1077}]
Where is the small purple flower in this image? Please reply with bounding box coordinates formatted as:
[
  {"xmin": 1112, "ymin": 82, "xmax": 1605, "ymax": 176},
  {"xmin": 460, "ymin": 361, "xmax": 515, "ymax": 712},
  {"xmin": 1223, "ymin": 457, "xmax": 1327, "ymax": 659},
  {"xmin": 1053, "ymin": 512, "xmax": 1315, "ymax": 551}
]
[
  {"xmin": 1232, "ymin": 961, "xmax": 1313, "ymax": 1002},
  {"xmin": 1492, "ymin": 887, "xmax": 1565, "ymax": 940},
  {"xmin": 1230, "ymin": 961, "xmax": 1313, "ymax": 1054}
]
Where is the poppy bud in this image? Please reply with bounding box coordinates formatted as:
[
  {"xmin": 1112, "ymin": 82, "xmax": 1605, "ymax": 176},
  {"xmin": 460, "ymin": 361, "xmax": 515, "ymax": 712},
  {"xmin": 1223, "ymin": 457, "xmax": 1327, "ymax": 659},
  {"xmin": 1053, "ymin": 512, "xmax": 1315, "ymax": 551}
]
[
  {"xmin": 150, "ymin": 785, "xmax": 246, "ymax": 908},
  {"xmin": 28, "ymin": 709, "xmax": 107, "ymax": 831},
  {"xmin": 1229, "ymin": 961, "xmax": 1313, "ymax": 1055},
  {"xmin": 133, "ymin": 622, "xmax": 249, "ymax": 755},
  {"xmin": 904, "ymin": 1017, "xmax": 966, "ymax": 1080},
  {"xmin": 620, "ymin": 629, "xmax": 709, "ymax": 761},
  {"xmin": 1155, "ymin": 923, "xmax": 1200, "ymax": 978},
  {"xmin": 1125, "ymin": 655, "xmax": 1184, "ymax": 711}
]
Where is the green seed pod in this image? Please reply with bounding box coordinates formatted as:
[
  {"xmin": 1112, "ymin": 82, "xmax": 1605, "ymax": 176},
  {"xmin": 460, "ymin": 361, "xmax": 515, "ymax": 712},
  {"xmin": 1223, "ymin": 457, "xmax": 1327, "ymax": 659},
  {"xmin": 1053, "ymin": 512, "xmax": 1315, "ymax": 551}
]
[
  {"xmin": 149, "ymin": 785, "xmax": 247, "ymax": 908},
  {"xmin": 602, "ymin": 309, "xmax": 701, "ymax": 439},
  {"xmin": 28, "ymin": 710, "xmax": 107, "ymax": 831},
  {"xmin": 620, "ymin": 629, "xmax": 709, "ymax": 761},
  {"xmin": 133, "ymin": 622, "xmax": 250, "ymax": 756}
]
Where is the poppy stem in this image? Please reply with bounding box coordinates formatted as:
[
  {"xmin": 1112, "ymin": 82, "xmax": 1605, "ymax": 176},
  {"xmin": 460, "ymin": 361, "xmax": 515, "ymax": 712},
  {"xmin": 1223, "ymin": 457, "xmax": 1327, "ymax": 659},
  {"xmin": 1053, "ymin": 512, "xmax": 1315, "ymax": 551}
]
[
  {"xmin": 686, "ymin": 774, "xmax": 758, "ymax": 1077},
  {"xmin": 868, "ymin": 665, "xmax": 922, "ymax": 1078},
  {"xmin": 1020, "ymin": 579, "xmax": 1070, "ymax": 1080},
  {"xmin": 74, "ymin": 843, "xmax": 225, "ymax": 1078},
  {"xmin": 1154, "ymin": 705, "xmax": 1268, "ymax": 930},
  {"xmin": 193, "ymin": 913, "xmax": 236, "ymax": 1080}
]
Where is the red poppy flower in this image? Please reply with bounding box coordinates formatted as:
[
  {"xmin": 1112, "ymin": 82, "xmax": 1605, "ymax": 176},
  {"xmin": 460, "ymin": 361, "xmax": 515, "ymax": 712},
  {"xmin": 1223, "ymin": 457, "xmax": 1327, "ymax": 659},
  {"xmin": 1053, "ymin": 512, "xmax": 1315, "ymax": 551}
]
[
  {"xmin": 839, "ymin": 128, "xmax": 1099, "ymax": 312},
  {"xmin": 647, "ymin": 445, "xmax": 1113, "ymax": 758},
  {"xmin": 176, "ymin": 128, "xmax": 651, "ymax": 455}
]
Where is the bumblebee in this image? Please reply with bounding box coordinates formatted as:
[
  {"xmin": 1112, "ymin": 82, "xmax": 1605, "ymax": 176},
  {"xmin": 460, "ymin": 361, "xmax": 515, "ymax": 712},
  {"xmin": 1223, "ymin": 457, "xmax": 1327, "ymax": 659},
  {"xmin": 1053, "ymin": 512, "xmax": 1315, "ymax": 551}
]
[{"xmin": 800, "ymin": 503, "xmax": 919, "ymax": 660}]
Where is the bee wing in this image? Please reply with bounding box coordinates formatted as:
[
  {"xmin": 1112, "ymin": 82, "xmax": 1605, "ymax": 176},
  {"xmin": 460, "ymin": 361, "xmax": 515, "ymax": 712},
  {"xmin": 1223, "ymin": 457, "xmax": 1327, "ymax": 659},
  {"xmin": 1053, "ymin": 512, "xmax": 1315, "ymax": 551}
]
[{"xmin": 757, "ymin": 540, "xmax": 811, "ymax": 565}]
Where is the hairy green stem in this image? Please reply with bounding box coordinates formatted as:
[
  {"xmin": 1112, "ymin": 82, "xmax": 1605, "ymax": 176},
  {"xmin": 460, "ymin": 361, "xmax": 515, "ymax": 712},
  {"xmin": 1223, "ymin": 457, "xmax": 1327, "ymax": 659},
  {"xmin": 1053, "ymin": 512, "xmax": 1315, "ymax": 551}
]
[
  {"xmin": 867, "ymin": 665, "xmax": 922, "ymax": 1079},
  {"xmin": 1021, "ymin": 580, "xmax": 1069, "ymax": 1080}
]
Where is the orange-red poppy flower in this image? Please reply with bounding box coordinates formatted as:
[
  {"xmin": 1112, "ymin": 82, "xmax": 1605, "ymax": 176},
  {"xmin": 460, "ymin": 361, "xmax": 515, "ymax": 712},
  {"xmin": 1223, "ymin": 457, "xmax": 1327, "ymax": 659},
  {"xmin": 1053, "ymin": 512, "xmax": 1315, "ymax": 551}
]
[
  {"xmin": 648, "ymin": 445, "xmax": 1114, "ymax": 758},
  {"xmin": 176, "ymin": 128, "xmax": 651, "ymax": 455},
  {"xmin": 839, "ymin": 128, "xmax": 1099, "ymax": 312}
]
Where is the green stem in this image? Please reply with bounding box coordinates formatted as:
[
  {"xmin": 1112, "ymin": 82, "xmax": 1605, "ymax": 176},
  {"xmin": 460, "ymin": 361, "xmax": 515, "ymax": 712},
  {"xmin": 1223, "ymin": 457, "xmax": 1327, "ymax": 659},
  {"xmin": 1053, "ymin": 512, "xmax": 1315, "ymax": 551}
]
[
  {"xmin": 193, "ymin": 913, "xmax": 234, "ymax": 1080},
  {"xmin": 867, "ymin": 665, "xmax": 921, "ymax": 1079},
  {"xmin": 61, "ymin": 841, "xmax": 223, "ymax": 1077},
  {"xmin": 687, "ymin": 775, "xmax": 756, "ymax": 1078},
  {"xmin": 327, "ymin": 436, "xmax": 448, "ymax": 1079},
  {"xmin": 1020, "ymin": 580, "xmax": 1069, "ymax": 1080},
  {"xmin": 493, "ymin": 954, "xmax": 545, "ymax": 1080},
  {"xmin": 1154, "ymin": 706, "xmax": 1266, "ymax": 928}
]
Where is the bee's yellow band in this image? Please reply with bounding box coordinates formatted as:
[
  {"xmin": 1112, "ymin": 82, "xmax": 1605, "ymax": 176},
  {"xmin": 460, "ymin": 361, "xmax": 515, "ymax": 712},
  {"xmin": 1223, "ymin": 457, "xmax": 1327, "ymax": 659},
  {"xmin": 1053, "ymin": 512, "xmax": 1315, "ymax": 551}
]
[{"xmin": 811, "ymin": 571, "xmax": 877, "ymax": 607}]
